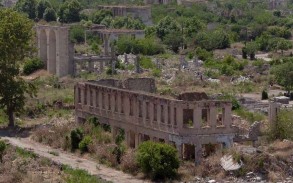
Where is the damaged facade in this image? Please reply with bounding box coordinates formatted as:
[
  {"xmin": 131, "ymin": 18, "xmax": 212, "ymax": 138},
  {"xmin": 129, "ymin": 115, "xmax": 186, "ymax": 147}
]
[{"xmin": 74, "ymin": 78, "xmax": 258, "ymax": 164}]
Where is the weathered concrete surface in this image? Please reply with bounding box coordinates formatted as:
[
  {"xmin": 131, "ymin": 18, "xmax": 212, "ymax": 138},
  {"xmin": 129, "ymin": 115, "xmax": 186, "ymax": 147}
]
[
  {"xmin": 2, "ymin": 137, "xmax": 146, "ymax": 183},
  {"xmin": 36, "ymin": 25, "xmax": 74, "ymax": 77}
]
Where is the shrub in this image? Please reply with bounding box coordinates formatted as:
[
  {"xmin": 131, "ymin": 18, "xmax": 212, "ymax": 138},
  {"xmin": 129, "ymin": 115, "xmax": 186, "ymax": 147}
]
[
  {"xmin": 261, "ymin": 90, "xmax": 269, "ymax": 100},
  {"xmin": 136, "ymin": 141, "xmax": 179, "ymax": 180},
  {"xmin": 70, "ymin": 128, "xmax": 83, "ymax": 151},
  {"xmin": 0, "ymin": 140, "xmax": 6, "ymax": 162},
  {"xmin": 70, "ymin": 25, "xmax": 85, "ymax": 44},
  {"xmin": 152, "ymin": 68, "xmax": 161, "ymax": 77},
  {"xmin": 23, "ymin": 58, "xmax": 44, "ymax": 75},
  {"xmin": 79, "ymin": 135, "xmax": 93, "ymax": 153},
  {"xmin": 140, "ymin": 56, "xmax": 155, "ymax": 69}
]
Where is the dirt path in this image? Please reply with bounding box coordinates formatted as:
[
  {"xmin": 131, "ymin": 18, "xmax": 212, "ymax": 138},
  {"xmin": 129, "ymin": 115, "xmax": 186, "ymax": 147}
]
[{"xmin": 1, "ymin": 136, "xmax": 147, "ymax": 183}]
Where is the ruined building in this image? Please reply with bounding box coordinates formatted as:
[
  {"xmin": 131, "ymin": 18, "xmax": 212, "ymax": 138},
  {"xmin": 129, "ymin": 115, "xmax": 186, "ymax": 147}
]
[
  {"xmin": 144, "ymin": 0, "xmax": 171, "ymax": 4},
  {"xmin": 36, "ymin": 25, "xmax": 74, "ymax": 77},
  {"xmin": 75, "ymin": 78, "xmax": 242, "ymax": 163},
  {"xmin": 97, "ymin": 5, "xmax": 152, "ymax": 25},
  {"xmin": 95, "ymin": 29, "xmax": 145, "ymax": 56}
]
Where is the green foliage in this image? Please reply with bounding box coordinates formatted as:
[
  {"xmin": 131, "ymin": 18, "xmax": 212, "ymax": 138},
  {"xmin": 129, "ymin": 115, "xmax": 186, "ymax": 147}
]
[
  {"xmin": 0, "ymin": 140, "xmax": 6, "ymax": 162},
  {"xmin": 268, "ymin": 109, "xmax": 293, "ymax": 140},
  {"xmin": 70, "ymin": 128, "xmax": 83, "ymax": 151},
  {"xmin": 103, "ymin": 16, "xmax": 145, "ymax": 30},
  {"xmin": 184, "ymin": 16, "xmax": 205, "ymax": 38},
  {"xmin": 267, "ymin": 26, "xmax": 291, "ymax": 39},
  {"xmin": 16, "ymin": 147, "xmax": 37, "ymax": 159},
  {"xmin": 23, "ymin": 58, "xmax": 44, "ymax": 75},
  {"xmin": 79, "ymin": 135, "xmax": 93, "ymax": 153},
  {"xmin": 245, "ymin": 42, "xmax": 259, "ymax": 60},
  {"xmin": 43, "ymin": 7, "xmax": 57, "ymax": 22},
  {"xmin": 36, "ymin": 0, "xmax": 51, "ymax": 19},
  {"xmin": 272, "ymin": 61, "xmax": 293, "ymax": 93},
  {"xmin": 15, "ymin": 0, "xmax": 37, "ymax": 19},
  {"xmin": 0, "ymin": 9, "xmax": 37, "ymax": 127},
  {"xmin": 116, "ymin": 36, "xmax": 164, "ymax": 55},
  {"xmin": 63, "ymin": 165, "xmax": 104, "ymax": 183},
  {"xmin": 156, "ymin": 16, "xmax": 180, "ymax": 40},
  {"xmin": 196, "ymin": 29, "xmax": 230, "ymax": 51},
  {"xmin": 92, "ymin": 9, "xmax": 112, "ymax": 24},
  {"xmin": 136, "ymin": 141, "xmax": 179, "ymax": 180},
  {"xmin": 140, "ymin": 56, "xmax": 155, "ymax": 69},
  {"xmin": 234, "ymin": 108, "xmax": 265, "ymax": 124},
  {"xmin": 152, "ymin": 68, "xmax": 161, "ymax": 77},
  {"xmin": 70, "ymin": 25, "xmax": 85, "ymax": 44},
  {"xmin": 195, "ymin": 47, "xmax": 213, "ymax": 61},
  {"xmin": 58, "ymin": 0, "xmax": 82, "ymax": 23},
  {"xmin": 163, "ymin": 31, "xmax": 182, "ymax": 53}
]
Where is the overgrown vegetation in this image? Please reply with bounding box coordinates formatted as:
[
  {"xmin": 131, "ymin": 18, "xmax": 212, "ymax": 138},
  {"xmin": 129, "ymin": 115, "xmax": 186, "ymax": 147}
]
[{"xmin": 136, "ymin": 141, "xmax": 179, "ymax": 180}]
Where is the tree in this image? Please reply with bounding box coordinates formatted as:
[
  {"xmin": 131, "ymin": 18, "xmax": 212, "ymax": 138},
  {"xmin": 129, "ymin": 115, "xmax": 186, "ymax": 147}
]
[
  {"xmin": 156, "ymin": 16, "xmax": 180, "ymax": 40},
  {"xmin": 0, "ymin": 9, "xmax": 36, "ymax": 127},
  {"xmin": 272, "ymin": 61, "xmax": 293, "ymax": 94},
  {"xmin": 245, "ymin": 42, "xmax": 259, "ymax": 60},
  {"xmin": 14, "ymin": 0, "xmax": 37, "ymax": 19},
  {"xmin": 184, "ymin": 16, "xmax": 205, "ymax": 38},
  {"xmin": 36, "ymin": 0, "xmax": 51, "ymax": 19},
  {"xmin": 58, "ymin": 0, "xmax": 82, "ymax": 23},
  {"xmin": 43, "ymin": 7, "xmax": 56, "ymax": 22},
  {"xmin": 163, "ymin": 31, "xmax": 182, "ymax": 53}
]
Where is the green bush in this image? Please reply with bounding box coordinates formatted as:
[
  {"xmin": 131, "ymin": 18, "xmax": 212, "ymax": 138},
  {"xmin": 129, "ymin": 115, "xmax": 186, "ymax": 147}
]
[
  {"xmin": 0, "ymin": 140, "xmax": 6, "ymax": 162},
  {"xmin": 136, "ymin": 141, "xmax": 179, "ymax": 180},
  {"xmin": 78, "ymin": 135, "xmax": 92, "ymax": 153},
  {"xmin": 70, "ymin": 128, "xmax": 83, "ymax": 151},
  {"xmin": 152, "ymin": 68, "xmax": 161, "ymax": 77},
  {"xmin": 70, "ymin": 25, "xmax": 85, "ymax": 44},
  {"xmin": 140, "ymin": 56, "xmax": 155, "ymax": 69},
  {"xmin": 23, "ymin": 58, "xmax": 44, "ymax": 75}
]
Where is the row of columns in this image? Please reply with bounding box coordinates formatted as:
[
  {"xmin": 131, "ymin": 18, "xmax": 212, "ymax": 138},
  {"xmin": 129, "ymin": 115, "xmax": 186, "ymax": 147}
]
[{"xmin": 76, "ymin": 84, "xmax": 233, "ymax": 131}]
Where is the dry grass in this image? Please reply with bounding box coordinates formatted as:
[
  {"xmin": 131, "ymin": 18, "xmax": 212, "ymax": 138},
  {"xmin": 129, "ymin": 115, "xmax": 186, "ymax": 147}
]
[{"xmin": 121, "ymin": 149, "xmax": 139, "ymax": 175}]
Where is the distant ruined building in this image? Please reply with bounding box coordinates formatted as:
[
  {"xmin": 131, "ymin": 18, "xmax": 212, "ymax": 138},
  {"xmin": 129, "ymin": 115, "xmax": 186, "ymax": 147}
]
[{"xmin": 97, "ymin": 5, "xmax": 153, "ymax": 25}]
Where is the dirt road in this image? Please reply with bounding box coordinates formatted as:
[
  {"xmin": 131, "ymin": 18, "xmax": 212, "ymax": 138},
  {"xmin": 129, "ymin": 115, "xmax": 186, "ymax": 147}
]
[{"xmin": 1, "ymin": 136, "xmax": 147, "ymax": 183}]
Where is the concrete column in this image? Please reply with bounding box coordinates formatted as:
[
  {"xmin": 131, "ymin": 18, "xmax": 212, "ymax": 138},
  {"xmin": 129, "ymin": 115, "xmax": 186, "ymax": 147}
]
[
  {"xmin": 104, "ymin": 34, "xmax": 109, "ymax": 56},
  {"xmin": 81, "ymin": 87, "xmax": 85, "ymax": 105},
  {"xmin": 157, "ymin": 103, "xmax": 161, "ymax": 125},
  {"xmin": 194, "ymin": 107, "xmax": 201, "ymax": 129},
  {"xmin": 210, "ymin": 106, "xmax": 217, "ymax": 129},
  {"xmin": 135, "ymin": 133, "xmax": 140, "ymax": 148},
  {"xmin": 224, "ymin": 105, "xmax": 232, "ymax": 128},
  {"xmin": 125, "ymin": 130, "xmax": 131, "ymax": 147},
  {"xmin": 117, "ymin": 92, "xmax": 121, "ymax": 113},
  {"xmin": 98, "ymin": 89, "xmax": 103, "ymax": 109},
  {"xmin": 164, "ymin": 104, "xmax": 168, "ymax": 124},
  {"xmin": 105, "ymin": 92, "xmax": 109, "ymax": 110},
  {"xmin": 170, "ymin": 102, "xmax": 174, "ymax": 126},
  {"xmin": 124, "ymin": 94, "xmax": 130, "ymax": 117},
  {"xmin": 89, "ymin": 61, "xmax": 94, "ymax": 72},
  {"xmin": 142, "ymin": 101, "xmax": 146, "ymax": 124},
  {"xmin": 176, "ymin": 143, "xmax": 183, "ymax": 159},
  {"xmin": 87, "ymin": 86, "xmax": 91, "ymax": 106},
  {"xmin": 195, "ymin": 144, "xmax": 202, "ymax": 165},
  {"xmin": 149, "ymin": 102, "xmax": 154, "ymax": 124},
  {"xmin": 111, "ymin": 92, "xmax": 115, "ymax": 112},
  {"xmin": 93, "ymin": 87, "xmax": 96, "ymax": 108},
  {"xmin": 176, "ymin": 105, "xmax": 183, "ymax": 129}
]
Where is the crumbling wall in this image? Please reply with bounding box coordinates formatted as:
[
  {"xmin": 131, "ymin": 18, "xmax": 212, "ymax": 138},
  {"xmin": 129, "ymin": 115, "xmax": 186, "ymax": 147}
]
[
  {"xmin": 89, "ymin": 78, "xmax": 156, "ymax": 93},
  {"xmin": 123, "ymin": 78, "xmax": 156, "ymax": 93},
  {"xmin": 177, "ymin": 92, "xmax": 209, "ymax": 101}
]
